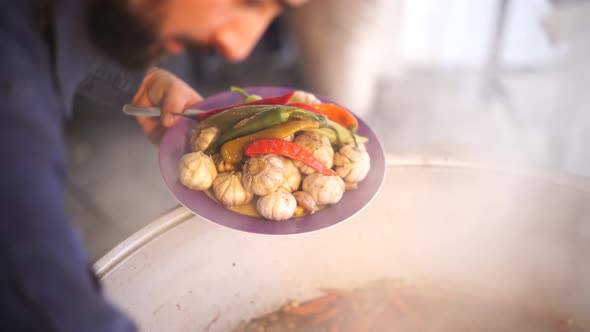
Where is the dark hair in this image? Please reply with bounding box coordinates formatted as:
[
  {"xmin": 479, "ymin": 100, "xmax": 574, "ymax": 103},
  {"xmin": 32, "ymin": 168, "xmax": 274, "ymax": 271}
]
[{"xmin": 86, "ymin": 0, "xmax": 160, "ymax": 69}]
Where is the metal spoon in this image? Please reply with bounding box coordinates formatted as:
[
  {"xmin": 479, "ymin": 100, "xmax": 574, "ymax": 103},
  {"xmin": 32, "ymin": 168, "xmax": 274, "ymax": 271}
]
[{"xmin": 122, "ymin": 104, "xmax": 204, "ymax": 118}]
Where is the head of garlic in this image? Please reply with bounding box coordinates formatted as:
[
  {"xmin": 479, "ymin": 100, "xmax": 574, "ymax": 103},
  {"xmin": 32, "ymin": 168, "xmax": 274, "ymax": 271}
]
[
  {"xmin": 242, "ymin": 155, "xmax": 284, "ymax": 196},
  {"xmin": 279, "ymin": 157, "xmax": 302, "ymax": 192},
  {"xmin": 213, "ymin": 155, "xmax": 236, "ymax": 173},
  {"xmin": 288, "ymin": 90, "xmax": 321, "ymax": 105},
  {"xmin": 191, "ymin": 126, "xmax": 219, "ymax": 152},
  {"xmin": 213, "ymin": 172, "xmax": 253, "ymax": 207},
  {"xmin": 344, "ymin": 182, "xmax": 358, "ymax": 191},
  {"xmin": 333, "ymin": 144, "xmax": 371, "ymax": 183},
  {"xmin": 293, "ymin": 191, "xmax": 318, "ymax": 214},
  {"xmin": 257, "ymin": 190, "xmax": 297, "ymax": 221},
  {"xmin": 293, "ymin": 132, "xmax": 334, "ymax": 174},
  {"xmin": 179, "ymin": 152, "xmax": 218, "ymax": 191},
  {"xmin": 302, "ymin": 173, "xmax": 345, "ymax": 205}
]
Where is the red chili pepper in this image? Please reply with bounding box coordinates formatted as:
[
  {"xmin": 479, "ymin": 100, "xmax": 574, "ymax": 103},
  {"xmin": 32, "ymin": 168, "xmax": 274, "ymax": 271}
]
[
  {"xmin": 245, "ymin": 139, "xmax": 337, "ymax": 176},
  {"xmin": 197, "ymin": 91, "xmax": 296, "ymax": 121}
]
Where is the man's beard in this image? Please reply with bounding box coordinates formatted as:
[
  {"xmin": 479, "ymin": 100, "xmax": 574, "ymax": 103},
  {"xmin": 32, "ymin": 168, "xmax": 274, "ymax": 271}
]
[
  {"xmin": 86, "ymin": 1, "xmax": 217, "ymax": 70},
  {"xmin": 86, "ymin": 0, "xmax": 165, "ymax": 69}
]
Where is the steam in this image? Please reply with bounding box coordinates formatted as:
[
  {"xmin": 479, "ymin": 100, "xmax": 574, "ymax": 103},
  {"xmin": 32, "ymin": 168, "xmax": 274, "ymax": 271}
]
[
  {"xmin": 288, "ymin": 5, "xmax": 590, "ymax": 325},
  {"xmin": 291, "ymin": 0, "xmax": 590, "ymax": 177}
]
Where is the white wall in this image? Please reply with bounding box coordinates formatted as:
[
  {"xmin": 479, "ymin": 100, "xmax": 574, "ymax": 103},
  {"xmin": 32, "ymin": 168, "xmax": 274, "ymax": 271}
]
[{"xmin": 398, "ymin": 0, "xmax": 561, "ymax": 68}]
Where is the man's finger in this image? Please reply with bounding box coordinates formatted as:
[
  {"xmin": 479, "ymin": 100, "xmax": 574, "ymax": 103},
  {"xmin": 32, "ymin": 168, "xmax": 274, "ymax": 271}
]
[
  {"xmin": 185, "ymin": 91, "xmax": 203, "ymax": 108},
  {"xmin": 161, "ymin": 90, "xmax": 203, "ymax": 128},
  {"xmin": 137, "ymin": 116, "xmax": 159, "ymax": 135},
  {"xmin": 136, "ymin": 116, "xmax": 166, "ymax": 145},
  {"xmin": 160, "ymin": 91, "xmax": 187, "ymax": 128},
  {"xmin": 148, "ymin": 126, "xmax": 166, "ymax": 146}
]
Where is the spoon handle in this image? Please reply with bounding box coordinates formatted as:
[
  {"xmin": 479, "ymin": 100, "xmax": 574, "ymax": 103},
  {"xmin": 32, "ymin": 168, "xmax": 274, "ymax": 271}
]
[{"xmin": 122, "ymin": 104, "xmax": 204, "ymax": 117}]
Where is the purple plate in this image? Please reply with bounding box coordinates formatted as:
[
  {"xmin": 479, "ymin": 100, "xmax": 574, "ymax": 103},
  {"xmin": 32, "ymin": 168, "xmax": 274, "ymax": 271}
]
[{"xmin": 159, "ymin": 86, "xmax": 386, "ymax": 235}]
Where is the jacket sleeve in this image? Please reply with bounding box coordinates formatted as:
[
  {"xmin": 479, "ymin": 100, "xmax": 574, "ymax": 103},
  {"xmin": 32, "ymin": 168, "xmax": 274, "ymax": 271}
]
[
  {"xmin": 76, "ymin": 59, "xmax": 147, "ymax": 110},
  {"xmin": 0, "ymin": 4, "xmax": 137, "ymax": 332},
  {"xmin": 0, "ymin": 112, "xmax": 138, "ymax": 332}
]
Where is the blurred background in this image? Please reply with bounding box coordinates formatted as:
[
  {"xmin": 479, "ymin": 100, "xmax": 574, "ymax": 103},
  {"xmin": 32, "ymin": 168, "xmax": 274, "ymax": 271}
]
[{"xmin": 67, "ymin": 0, "xmax": 590, "ymax": 259}]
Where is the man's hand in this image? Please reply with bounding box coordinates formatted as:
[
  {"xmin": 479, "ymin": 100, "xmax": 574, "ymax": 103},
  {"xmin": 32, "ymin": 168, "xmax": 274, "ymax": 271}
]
[{"xmin": 132, "ymin": 68, "xmax": 202, "ymax": 144}]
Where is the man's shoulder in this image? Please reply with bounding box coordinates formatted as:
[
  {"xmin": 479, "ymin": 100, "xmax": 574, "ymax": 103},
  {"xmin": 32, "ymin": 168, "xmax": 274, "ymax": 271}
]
[{"xmin": 0, "ymin": 0, "xmax": 53, "ymax": 82}]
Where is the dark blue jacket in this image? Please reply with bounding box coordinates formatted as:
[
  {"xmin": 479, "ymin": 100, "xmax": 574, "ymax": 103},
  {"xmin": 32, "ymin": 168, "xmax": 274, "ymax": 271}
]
[{"xmin": 1, "ymin": 1, "xmax": 142, "ymax": 331}]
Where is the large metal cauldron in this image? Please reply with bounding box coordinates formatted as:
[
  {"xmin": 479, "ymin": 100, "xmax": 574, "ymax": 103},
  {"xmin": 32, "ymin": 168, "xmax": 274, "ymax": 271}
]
[{"xmin": 96, "ymin": 157, "xmax": 590, "ymax": 331}]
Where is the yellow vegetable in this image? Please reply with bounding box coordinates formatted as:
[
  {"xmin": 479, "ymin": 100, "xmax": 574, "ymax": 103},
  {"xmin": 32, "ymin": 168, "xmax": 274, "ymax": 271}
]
[{"xmin": 220, "ymin": 120, "xmax": 319, "ymax": 166}]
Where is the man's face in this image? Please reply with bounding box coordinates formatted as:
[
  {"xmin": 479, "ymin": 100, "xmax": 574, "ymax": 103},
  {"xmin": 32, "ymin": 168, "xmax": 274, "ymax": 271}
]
[{"xmin": 87, "ymin": 0, "xmax": 306, "ymax": 69}]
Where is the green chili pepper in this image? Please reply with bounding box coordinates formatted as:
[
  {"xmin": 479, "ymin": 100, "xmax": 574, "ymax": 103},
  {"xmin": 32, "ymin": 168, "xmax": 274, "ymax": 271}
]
[
  {"xmin": 230, "ymin": 86, "xmax": 263, "ymax": 103},
  {"xmin": 205, "ymin": 105, "xmax": 327, "ymax": 155},
  {"xmin": 306, "ymin": 119, "xmax": 368, "ymax": 146},
  {"xmin": 196, "ymin": 105, "xmax": 275, "ymax": 134}
]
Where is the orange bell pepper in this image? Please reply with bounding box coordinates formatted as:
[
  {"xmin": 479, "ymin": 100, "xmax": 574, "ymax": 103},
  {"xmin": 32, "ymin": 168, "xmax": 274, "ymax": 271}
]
[
  {"xmin": 313, "ymin": 103, "xmax": 358, "ymax": 132},
  {"xmin": 289, "ymin": 102, "xmax": 358, "ymax": 132}
]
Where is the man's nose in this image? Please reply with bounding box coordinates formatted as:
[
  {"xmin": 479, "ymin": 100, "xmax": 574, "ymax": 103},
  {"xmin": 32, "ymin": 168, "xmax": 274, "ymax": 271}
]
[{"xmin": 210, "ymin": 12, "xmax": 277, "ymax": 62}]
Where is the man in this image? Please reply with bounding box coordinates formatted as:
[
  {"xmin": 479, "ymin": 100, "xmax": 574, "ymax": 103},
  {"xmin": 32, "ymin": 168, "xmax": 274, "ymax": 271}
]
[{"xmin": 0, "ymin": 0, "xmax": 304, "ymax": 331}]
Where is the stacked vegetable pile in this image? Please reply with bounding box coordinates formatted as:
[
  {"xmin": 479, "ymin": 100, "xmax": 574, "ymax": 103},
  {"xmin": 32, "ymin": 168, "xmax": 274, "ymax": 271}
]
[{"xmin": 178, "ymin": 87, "xmax": 371, "ymax": 221}]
